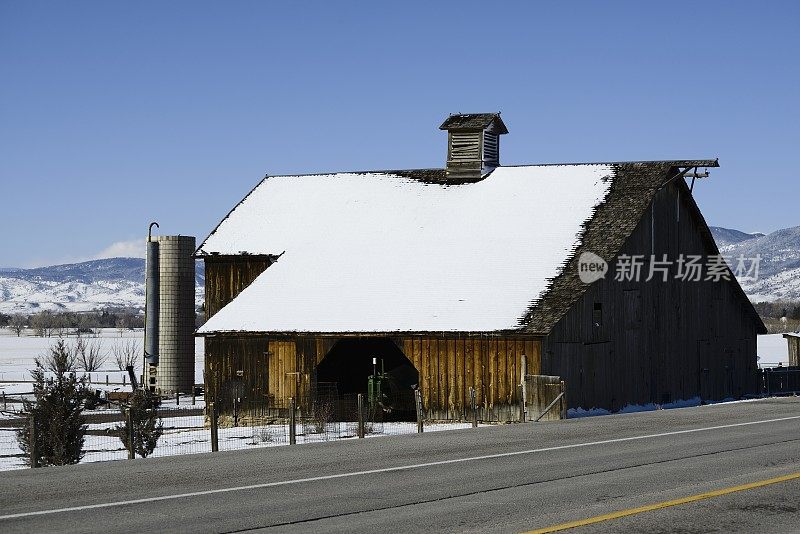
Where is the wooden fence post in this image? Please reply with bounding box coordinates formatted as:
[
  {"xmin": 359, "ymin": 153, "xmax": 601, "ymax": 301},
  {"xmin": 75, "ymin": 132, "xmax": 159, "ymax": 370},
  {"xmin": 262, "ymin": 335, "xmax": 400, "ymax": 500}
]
[
  {"xmin": 210, "ymin": 401, "xmax": 219, "ymax": 452},
  {"xmin": 559, "ymin": 380, "xmax": 567, "ymax": 419},
  {"xmin": 357, "ymin": 393, "xmax": 365, "ymax": 438},
  {"xmin": 29, "ymin": 415, "xmax": 38, "ymax": 468},
  {"xmin": 127, "ymin": 407, "xmax": 135, "ymax": 459},
  {"xmin": 289, "ymin": 397, "xmax": 297, "ymax": 445},
  {"xmin": 415, "ymin": 389, "xmax": 423, "ymax": 433}
]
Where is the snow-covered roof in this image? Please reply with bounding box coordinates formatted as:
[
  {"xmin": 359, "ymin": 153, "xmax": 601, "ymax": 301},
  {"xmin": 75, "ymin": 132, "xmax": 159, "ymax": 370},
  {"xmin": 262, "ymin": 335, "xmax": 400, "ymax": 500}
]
[{"xmin": 198, "ymin": 164, "xmax": 614, "ymax": 334}]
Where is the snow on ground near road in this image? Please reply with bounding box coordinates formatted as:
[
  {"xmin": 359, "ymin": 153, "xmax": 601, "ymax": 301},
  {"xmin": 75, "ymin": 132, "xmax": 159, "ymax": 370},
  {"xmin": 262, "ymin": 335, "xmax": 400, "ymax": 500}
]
[
  {"xmin": 0, "ymin": 328, "xmax": 205, "ymax": 388},
  {"xmin": 758, "ymin": 333, "xmax": 790, "ymax": 367},
  {"xmin": 569, "ymin": 397, "xmax": 702, "ymax": 418},
  {"xmin": 568, "ymin": 396, "xmax": 780, "ymax": 418},
  {"xmin": 0, "ymin": 420, "xmax": 477, "ymax": 471},
  {"xmin": 199, "ymin": 165, "xmax": 614, "ymax": 333}
]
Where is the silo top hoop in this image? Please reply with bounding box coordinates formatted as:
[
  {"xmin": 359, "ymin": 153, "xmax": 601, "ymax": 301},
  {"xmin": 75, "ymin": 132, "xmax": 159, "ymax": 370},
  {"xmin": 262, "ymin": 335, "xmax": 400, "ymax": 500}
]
[{"xmin": 148, "ymin": 222, "xmax": 160, "ymax": 242}]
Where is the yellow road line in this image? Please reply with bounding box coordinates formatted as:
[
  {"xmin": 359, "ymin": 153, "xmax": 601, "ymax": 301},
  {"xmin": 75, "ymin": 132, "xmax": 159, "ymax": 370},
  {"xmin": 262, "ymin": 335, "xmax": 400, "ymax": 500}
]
[{"xmin": 525, "ymin": 471, "xmax": 800, "ymax": 534}]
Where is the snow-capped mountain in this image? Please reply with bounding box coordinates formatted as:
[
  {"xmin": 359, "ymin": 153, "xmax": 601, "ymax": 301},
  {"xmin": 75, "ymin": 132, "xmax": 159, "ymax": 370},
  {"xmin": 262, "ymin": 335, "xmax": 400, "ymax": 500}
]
[
  {"xmin": 707, "ymin": 226, "xmax": 765, "ymax": 248},
  {"xmin": 0, "ymin": 258, "xmax": 205, "ymax": 314},
  {"xmin": 710, "ymin": 226, "xmax": 800, "ymax": 302}
]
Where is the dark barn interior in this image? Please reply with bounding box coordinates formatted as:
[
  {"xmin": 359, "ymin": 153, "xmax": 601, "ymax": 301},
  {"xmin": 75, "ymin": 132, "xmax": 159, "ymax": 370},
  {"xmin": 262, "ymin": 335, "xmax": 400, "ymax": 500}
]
[{"xmin": 316, "ymin": 338, "xmax": 419, "ymax": 419}]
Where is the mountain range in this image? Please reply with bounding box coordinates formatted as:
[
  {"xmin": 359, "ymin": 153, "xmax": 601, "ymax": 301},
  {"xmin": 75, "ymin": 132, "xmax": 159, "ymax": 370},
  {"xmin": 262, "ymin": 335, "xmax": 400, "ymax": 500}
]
[
  {"xmin": 0, "ymin": 258, "xmax": 204, "ymax": 314},
  {"xmin": 709, "ymin": 226, "xmax": 800, "ymax": 302},
  {"xmin": 0, "ymin": 225, "xmax": 797, "ymax": 314}
]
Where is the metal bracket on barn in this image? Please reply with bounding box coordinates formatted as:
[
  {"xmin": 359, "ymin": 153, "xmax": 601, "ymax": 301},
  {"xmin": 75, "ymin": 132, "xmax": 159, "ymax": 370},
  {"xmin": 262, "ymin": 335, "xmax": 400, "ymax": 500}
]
[{"xmin": 687, "ymin": 167, "xmax": 710, "ymax": 192}]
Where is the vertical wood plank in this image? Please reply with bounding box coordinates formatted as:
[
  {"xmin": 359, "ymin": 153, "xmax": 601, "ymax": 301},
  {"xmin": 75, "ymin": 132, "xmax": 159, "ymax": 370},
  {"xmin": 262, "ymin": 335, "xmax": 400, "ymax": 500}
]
[
  {"xmin": 455, "ymin": 338, "xmax": 465, "ymax": 416},
  {"xmin": 481, "ymin": 337, "xmax": 489, "ymax": 410},
  {"xmin": 276, "ymin": 341, "xmax": 283, "ymax": 400},
  {"xmin": 268, "ymin": 340, "xmax": 278, "ymax": 400},
  {"xmin": 488, "ymin": 338, "xmax": 497, "ymax": 408},
  {"xmin": 497, "ymin": 339, "xmax": 507, "ymax": 404},
  {"xmin": 464, "ymin": 337, "xmax": 473, "ymax": 403},
  {"xmin": 438, "ymin": 339, "xmax": 448, "ymax": 415},
  {"xmin": 422, "ymin": 338, "xmax": 432, "ymax": 410},
  {"xmin": 447, "ymin": 338, "xmax": 456, "ymax": 415}
]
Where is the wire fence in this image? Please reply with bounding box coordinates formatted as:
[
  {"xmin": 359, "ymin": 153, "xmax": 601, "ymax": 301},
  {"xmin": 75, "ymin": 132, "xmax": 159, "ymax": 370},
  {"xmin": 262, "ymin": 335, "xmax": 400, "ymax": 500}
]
[{"xmin": 0, "ymin": 389, "xmax": 486, "ymax": 471}]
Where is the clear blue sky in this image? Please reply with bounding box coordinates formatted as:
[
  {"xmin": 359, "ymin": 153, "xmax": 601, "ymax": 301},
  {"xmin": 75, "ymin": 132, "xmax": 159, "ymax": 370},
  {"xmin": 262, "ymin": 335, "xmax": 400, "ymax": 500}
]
[{"xmin": 1, "ymin": 1, "xmax": 798, "ymax": 267}]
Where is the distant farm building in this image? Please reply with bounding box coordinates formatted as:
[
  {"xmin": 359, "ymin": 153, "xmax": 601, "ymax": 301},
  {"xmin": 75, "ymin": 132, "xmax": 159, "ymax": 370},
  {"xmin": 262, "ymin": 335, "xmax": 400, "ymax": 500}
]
[{"xmin": 196, "ymin": 113, "xmax": 766, "ymax": 419}]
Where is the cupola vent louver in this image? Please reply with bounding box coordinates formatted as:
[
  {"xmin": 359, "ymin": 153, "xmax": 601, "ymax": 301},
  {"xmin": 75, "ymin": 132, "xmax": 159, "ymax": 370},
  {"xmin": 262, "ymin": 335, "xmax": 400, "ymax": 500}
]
[{"xmin": 439, "ymin": 113, "xmax": 508, "ymax": 181}]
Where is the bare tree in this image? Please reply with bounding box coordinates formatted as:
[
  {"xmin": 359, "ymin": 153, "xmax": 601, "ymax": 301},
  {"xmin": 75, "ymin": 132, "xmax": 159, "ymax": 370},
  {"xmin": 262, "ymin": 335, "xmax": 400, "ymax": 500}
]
[
  {"xmin": 77, "ymin": 314, "xmax": 98, "ymax": 336},
  {"xmin": 57, "ymin": 313, "xmax": 71, "ymax": 337},
  {"xmin": 73, "ymin": 337, "xmax": 106, "ymax": 372},
  {"xmin": 112, "ymin": 339, "xmax": 140, "ymax": 370},
  {"xmin": 9, "ymin": 315, "xmax": 26, "ymax": 337},
  {"xmin": 31, "ymin": 311, "xmax": 56, "ymax": 338}
]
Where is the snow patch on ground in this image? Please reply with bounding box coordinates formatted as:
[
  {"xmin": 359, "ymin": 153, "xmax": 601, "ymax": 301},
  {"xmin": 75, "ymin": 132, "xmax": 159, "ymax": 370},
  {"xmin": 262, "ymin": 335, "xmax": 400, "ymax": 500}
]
[
  {"xmin": 569, "ymin": 396, "xmax": 703, "ymax": 418},
  {"xmin": 568, "ymin": 396, "xmax": 781, "ymax": 419}
]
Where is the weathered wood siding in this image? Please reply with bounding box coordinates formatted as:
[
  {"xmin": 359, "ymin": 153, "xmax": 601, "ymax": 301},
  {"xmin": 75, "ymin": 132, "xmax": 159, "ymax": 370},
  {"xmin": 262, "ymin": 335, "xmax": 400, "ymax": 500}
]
[
  {"xmin": 203, "ymin": 256, "xmax": 273, "ymax": 319},
  {"xmin": 205, "ymin": 336, "xmax": 270, "ymax": 413},
  {"xmin": 543, "ymin": 179, "xmax": 761, "ymax": 410},
  {"xmin": 205, "ymin": 336, "xmax": 334, "ymax": 407},
  {"xmin": 401, "ymin": 336, "xmax": 540, "ymax": 420},
  {"xmin": 524, "ymin": 375, "xmax": 564, "ymax": 421},
  {"xmin": 787, "ymin": 336, "xmax": 800, "ymax": 367},
  {"xmin": 205, "ymin": 334, "xmax": 542, "ymax": 421}
]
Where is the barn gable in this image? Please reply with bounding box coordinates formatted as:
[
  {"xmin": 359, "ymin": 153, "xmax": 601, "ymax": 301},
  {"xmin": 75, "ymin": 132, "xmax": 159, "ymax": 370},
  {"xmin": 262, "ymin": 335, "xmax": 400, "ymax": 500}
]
[
  {"xmin": 542, "ymin": 175, "xmax": 766, "ymax": 409},
  {"xmin": 523, "ymin": 159, "xmax": 764, "ymax": 335}
]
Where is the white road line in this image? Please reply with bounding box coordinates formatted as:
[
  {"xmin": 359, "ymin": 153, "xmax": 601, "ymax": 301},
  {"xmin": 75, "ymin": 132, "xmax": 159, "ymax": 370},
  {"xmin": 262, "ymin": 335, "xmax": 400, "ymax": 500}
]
[{"xmin": 2, "ymin": 414, "xmax": 799, "ymax": 521}]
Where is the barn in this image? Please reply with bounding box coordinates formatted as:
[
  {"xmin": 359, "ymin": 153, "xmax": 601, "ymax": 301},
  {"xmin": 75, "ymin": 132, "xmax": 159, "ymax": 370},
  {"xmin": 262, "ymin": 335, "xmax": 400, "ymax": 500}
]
[{"xmin": 196, "ymin": 113, "xmax": 766, "ymax": 420}]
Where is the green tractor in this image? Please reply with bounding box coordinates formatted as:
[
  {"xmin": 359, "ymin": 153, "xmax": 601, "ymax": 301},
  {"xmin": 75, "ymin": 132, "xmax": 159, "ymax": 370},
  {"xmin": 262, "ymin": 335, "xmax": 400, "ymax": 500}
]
[{"xmin": 367, "ymin": 357, "xmax": 391, "ymax": 412}]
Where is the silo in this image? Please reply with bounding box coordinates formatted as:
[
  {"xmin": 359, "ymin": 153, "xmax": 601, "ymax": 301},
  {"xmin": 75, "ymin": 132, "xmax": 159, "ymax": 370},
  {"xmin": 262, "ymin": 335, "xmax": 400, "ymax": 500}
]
[{"xmin": 154, "ymin": 235, "xmax": 196, "ymax": 394}]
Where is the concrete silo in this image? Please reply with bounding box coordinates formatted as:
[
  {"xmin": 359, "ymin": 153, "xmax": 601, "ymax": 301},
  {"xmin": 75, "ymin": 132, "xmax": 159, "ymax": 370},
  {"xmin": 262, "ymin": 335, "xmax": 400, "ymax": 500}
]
[{"xmin": 145, "ymin": 234, "xmax": 196, "ymax": 394}]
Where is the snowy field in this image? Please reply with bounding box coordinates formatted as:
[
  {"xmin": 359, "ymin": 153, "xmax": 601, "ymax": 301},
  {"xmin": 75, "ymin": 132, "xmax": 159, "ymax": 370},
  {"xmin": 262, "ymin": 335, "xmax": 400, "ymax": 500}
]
[
  {"xmin": 0, "ymin": 328, "xmax": 205, "ymax": 393},
  {"xmin": 0, "ymin": 415, "xmax": 475, "ymax": 471}
]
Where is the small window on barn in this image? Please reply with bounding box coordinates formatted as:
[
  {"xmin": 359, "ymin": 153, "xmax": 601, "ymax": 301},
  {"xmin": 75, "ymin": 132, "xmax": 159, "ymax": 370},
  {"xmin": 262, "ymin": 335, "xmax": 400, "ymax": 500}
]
[{"xmin": 593, "ymin": 302, "xmax": 602, "ymax": 327}]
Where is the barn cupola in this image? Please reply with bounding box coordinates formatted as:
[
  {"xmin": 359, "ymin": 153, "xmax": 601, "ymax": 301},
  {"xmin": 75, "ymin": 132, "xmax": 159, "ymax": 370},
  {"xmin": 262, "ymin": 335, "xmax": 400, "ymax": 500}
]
[{"xmin": 439, "ymin": 113, "xmax": 508, "ymax": 181}]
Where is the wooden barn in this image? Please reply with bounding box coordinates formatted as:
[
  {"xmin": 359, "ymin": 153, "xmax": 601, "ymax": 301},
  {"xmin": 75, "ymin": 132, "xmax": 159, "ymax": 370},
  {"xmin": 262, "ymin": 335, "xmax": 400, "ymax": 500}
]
[{"xmin": 196, "ymin": 113, "xmax": 766, "ymax": 420}]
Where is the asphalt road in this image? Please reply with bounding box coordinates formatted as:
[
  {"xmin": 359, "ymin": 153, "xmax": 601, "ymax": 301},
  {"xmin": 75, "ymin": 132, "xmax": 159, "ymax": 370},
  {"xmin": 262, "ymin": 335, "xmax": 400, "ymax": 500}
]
[{"xmin": 1, "ymin": 397, "xmax": 799, "ymax": 533}]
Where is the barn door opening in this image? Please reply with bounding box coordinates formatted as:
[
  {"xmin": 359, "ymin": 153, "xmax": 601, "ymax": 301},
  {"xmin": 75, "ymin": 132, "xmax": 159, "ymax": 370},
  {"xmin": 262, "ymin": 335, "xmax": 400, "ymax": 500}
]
[{"xmin": 316, "ymin": 338, "xmax": 419, "ymax": 421}]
